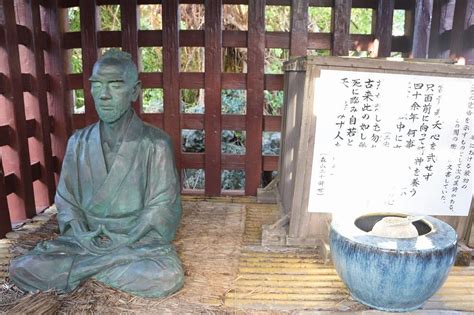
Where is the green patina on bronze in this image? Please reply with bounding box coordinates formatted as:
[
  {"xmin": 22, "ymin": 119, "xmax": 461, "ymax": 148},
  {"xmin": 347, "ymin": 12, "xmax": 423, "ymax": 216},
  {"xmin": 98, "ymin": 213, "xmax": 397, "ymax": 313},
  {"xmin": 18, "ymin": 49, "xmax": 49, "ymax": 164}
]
[{"xmin": 9, "ymin": 50, "xmax": 184, "ymax": 297}]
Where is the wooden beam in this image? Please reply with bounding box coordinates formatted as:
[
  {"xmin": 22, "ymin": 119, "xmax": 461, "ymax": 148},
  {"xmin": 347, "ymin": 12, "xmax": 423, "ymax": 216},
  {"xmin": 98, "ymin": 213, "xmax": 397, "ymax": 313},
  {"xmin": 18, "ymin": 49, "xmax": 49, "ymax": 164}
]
[
  {"xmin": 79, "ymin": 0, "xmax": 99, "ymax": 124},
  {"xmin": 373, "ymin": 0, "xmax": 395, "ymax": 57},
  {"xmin": 245, "ymin": 0, "xmax": 265, "ymax": 195},
  {"xmin": 290, "ymin": 0, "xmax": 309, "ymax": 57},
  {"xmin": 332, "ymin": 0, "xmax": 352, "ymax": 56},
  {"xmin": 162, "ymin": 0, "xmax": 182, "ymax": 177},
  {"xmin": 204, "ymin": 0, "xmax": 223, "ymax": 196},
  {"xmin": 0, "ymin": 0, "xmax": 36, "ymax": 221}
]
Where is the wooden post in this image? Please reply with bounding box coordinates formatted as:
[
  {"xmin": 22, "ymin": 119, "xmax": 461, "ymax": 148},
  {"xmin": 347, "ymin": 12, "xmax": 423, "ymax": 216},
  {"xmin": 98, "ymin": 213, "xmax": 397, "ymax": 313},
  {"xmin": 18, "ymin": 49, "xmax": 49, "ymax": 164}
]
[
  {"xmin": 373, "ymin": 0, "xmax": 395, "ymax": 57},
  {"xmin": 79, "ymin": 0, "xmax": 99, "ymax": 125},
  {"xmin": 0, "ymin": 0, "xmax": 36, "ymax": 221},
  {"xmin": 290, "ymin": 0, "xmax": 308, "ymax": 57},
  {"xmin": 427, "ymin": 0, "xmax": 454, "ymax": 60},
  {"xmin": 120, "ymin": 0, "xmax": 142, "ymax": 115},
  {"xmin": 162, "ymin": 0, "xmax": 181, "ymax": 176},
  {"xmin": 332, "ymin": 0, "xmax": 351, "ymax": 56},
  {"xmin": 245, "ymin": 0, "xmax": 265, "ymax": 195},
  {"xmin": 204, "ymin": 0, "xmax": 222, "ymax": 196},
  {"xmin": 42, "ymin": 0, "xmax": 72, "ymax": 176},
  {"xmin": 411, "ymin": 0, "xmax": 433, "ymax": 58},
  {"xmin": 449, "ymin": 0, "xmax": 473, "ymax": 64},
  {"xmin": 0, "ymin": 155, "xmax": 12, "ymax": 238}
]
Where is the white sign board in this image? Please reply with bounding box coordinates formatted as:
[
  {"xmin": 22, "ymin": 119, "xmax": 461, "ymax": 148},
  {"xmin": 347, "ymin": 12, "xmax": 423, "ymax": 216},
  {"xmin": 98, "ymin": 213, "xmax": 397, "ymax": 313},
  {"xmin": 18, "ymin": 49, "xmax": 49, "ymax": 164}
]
[{"xmin": 308, "ymin": 69, "xmax": 474, "ymax": 216}]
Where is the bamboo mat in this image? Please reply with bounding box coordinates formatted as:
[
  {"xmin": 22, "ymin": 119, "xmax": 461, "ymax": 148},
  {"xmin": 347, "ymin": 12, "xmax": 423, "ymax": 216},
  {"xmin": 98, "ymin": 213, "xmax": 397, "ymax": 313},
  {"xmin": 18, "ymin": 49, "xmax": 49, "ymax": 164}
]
[{"xmin": 1, "ymin": 199, "xmax": 473, "ymax": 314}]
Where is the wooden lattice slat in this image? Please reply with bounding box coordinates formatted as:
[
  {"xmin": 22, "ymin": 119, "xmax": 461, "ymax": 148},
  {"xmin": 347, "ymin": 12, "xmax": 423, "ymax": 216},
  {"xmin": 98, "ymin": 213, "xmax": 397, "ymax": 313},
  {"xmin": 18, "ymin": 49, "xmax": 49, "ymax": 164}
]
[
  {"xmin": 290, "ymin": 0, "xmax": 309, "ymax": 57},
  {"xmin": 204, "ymin": 0, "xmax": 223, "ymax": 196},
  {"xmin": 245, "ymin": 0, "xmax": 265, "ymax": 195},
  {"xmin": 120, "ymin": 0, "xmax": 141, "ymax": 115},
  {"xmin": 162, "ymin": 0, "xmax": 181, "ymax": 170},
  {"xmin": 374, "ymin": 0, "xmax": 395, "ymax": 57},
  {"xmin": 411, "ymin": 0, "xmax": 433, "ymax": 58},
  {"xmin": 79, "ymin": 0, "xmax": 99, "ymax": 125},
  {"xmin": 332, "ymin": 0, "xmax": 351, "ymax": 56}
]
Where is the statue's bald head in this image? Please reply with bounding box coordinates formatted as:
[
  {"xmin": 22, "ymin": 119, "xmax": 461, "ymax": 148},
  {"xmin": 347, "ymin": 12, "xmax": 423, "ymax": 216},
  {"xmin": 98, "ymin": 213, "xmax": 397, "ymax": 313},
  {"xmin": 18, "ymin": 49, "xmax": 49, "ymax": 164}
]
[{"xmin": 93, "ymin": 49, "xmax": 139, "ymax": 85}]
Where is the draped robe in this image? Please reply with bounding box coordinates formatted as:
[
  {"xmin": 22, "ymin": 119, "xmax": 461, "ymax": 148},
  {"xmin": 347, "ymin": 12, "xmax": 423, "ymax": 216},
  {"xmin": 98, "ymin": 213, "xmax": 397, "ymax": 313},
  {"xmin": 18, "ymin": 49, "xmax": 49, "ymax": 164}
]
[{"xmin": 9, "ymin": 112, "xmax": 184, "ymax": 297}]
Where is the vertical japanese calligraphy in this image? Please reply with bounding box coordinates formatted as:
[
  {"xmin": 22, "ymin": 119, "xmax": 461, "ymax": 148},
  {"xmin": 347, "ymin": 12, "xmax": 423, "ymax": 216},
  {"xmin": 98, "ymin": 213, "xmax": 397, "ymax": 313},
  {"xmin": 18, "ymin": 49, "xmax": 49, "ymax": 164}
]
[{"xmin": 308, "ymin": 70, "xmax": 474, "ymax": 216}]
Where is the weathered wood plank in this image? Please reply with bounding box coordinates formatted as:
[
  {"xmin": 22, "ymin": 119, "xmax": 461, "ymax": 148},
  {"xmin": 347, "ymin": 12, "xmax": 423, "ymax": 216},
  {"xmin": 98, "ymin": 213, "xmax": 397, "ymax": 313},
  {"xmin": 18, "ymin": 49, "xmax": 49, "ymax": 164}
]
[
  {"xmin": 290, "ymin": 0, "xmax": 309, "ymax": 57},
  {"xmin": 79, "ymin": 0, "xmax": 99, "ymax": 124},
  {"xmin": 373, "ymin": 0, "xmax": 394, "ymax": 57},
  {"xmin": 0, "ymin": 0, "xmax": 36, "ymax": 221},
  {"xmin": 204, "ymin": 0, "xmax": 223, "ymax": 196},
  {"xmin": 332, "ymin": 0, "xmax": 351, "ymax": 56},
  {"xmin": 162, "ymin": 0, "xmax": 182, "ymax": 176},
  {"xmin": 245, "ymin": 0, "xmax": 265, "ymax": 195}
]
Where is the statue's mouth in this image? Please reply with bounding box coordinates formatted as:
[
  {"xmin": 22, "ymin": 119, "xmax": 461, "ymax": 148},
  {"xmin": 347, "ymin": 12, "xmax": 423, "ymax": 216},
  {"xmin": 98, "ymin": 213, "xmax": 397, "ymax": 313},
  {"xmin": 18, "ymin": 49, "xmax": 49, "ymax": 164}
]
[{"xmin": 100, "ymin": 106, "xmax": 115, "ymax": 111}]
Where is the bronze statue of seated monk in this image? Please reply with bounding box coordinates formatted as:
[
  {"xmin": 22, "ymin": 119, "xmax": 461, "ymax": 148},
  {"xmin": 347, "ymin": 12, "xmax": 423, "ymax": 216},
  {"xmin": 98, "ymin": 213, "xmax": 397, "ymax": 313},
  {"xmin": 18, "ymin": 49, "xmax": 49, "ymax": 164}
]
[{"xmin": 9, "ymin": 50, "xmax": 184, "ymax": 297}]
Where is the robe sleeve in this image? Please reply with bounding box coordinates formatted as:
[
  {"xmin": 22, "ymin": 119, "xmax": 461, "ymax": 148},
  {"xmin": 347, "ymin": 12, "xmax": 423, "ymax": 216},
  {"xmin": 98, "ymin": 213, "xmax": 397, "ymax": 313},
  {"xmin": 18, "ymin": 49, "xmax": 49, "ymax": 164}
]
[
  {"xmin": 140, "ymin": 136, "xmax": 182, "ymax": 243},
  {"xmin": 55, "ymin": 133, "xmax": 87, "ymax": 234}
]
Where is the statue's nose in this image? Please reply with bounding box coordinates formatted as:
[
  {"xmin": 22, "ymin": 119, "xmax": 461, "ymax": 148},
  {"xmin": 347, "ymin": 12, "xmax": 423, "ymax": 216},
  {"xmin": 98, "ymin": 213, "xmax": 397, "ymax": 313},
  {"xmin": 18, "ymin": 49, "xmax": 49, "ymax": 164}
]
[{"xmin": 100, "ymin": 86, "xmax": 112, "ymax": 100}]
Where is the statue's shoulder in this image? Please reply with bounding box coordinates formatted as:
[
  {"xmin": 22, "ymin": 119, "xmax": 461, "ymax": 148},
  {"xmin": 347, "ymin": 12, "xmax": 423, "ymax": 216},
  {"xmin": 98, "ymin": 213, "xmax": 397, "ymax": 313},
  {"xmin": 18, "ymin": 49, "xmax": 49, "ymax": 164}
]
[
  {"xmin": 141, "ymin": 122, "xmax": 173, "ymax": 148},
  {"xmin": 67, "ymin": 122, "xmax": 98, "ymax": 145}
]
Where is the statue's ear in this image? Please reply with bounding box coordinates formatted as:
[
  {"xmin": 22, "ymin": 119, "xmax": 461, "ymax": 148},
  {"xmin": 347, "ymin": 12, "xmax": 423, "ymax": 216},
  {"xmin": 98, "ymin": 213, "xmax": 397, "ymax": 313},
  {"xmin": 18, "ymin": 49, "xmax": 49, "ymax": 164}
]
[{"xmin": 131, "ymin": 80, "xmax": 142, "ymax": 102}]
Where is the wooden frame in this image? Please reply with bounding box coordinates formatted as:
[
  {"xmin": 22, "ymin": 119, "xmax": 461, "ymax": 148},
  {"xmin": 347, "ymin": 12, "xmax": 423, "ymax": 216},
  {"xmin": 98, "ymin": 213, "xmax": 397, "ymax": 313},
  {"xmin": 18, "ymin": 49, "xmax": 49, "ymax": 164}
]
[{"xmin": 280, "ymin": 56, "xmax": 474, "ymax": 246}]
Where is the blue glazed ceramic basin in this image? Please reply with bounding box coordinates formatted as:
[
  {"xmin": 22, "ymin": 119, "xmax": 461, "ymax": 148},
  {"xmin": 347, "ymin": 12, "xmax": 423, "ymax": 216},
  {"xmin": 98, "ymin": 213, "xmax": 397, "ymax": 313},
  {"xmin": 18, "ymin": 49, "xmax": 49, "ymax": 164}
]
[{"xmin": 330, "ymin": 213, "xmax": 457, "ymax": 312}]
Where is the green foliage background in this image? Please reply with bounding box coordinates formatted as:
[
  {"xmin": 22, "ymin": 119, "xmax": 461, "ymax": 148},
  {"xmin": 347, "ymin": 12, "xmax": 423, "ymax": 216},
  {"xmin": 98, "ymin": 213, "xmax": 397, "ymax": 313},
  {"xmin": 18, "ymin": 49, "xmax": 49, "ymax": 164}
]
[{"xmin": 67, "ymin": 5, "xmax": 406, "ymax": 190}]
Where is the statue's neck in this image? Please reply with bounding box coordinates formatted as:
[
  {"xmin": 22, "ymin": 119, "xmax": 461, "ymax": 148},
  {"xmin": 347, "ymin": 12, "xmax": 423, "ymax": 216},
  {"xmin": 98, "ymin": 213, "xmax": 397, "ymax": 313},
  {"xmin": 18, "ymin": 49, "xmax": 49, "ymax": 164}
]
[{"xmin": 100, "ymin": 108, "xmax": 133, "ymax": 150}]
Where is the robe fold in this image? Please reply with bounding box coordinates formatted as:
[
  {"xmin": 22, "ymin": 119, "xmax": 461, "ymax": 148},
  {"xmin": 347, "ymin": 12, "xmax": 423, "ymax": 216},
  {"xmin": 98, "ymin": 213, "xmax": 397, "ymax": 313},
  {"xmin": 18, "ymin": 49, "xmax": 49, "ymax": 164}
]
[{"xmin": 9, "ymin": 112, "xmax": 184, "ymax": 297}]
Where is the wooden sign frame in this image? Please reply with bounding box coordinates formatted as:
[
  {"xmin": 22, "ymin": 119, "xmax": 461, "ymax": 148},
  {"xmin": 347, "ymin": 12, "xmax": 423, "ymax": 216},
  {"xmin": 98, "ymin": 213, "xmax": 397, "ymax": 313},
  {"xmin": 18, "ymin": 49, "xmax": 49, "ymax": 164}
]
[{"xmin": 278, "ymin": 56, "xmax": 474, "ymax": 247}]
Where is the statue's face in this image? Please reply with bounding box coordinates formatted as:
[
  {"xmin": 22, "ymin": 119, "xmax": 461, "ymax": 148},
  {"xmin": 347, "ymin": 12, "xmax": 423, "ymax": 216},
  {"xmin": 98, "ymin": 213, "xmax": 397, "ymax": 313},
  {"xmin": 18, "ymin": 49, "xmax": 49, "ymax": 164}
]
[{"xmin": 89, "ymin": 62, "xmax": 139, "ymax": 123}]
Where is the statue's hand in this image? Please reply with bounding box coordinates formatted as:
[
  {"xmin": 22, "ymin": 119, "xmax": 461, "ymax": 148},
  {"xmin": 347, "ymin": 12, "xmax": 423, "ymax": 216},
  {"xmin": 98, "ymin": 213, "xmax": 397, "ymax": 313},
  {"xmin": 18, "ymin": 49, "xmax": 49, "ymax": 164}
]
[
  {"xmin": 99, "ymin": 225, "xmax": 131, "ymax": 250},
  {"xmin": 75, "ymin": 226, "xmax": 110, "ymax": 255}
]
